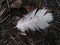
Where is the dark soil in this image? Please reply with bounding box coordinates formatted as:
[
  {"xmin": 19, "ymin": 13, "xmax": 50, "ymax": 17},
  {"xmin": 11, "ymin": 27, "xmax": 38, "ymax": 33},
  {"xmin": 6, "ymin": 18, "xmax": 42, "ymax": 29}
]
[{"xmin": 0, "ymin": 0, "xmax": 60, "ymax": 45}]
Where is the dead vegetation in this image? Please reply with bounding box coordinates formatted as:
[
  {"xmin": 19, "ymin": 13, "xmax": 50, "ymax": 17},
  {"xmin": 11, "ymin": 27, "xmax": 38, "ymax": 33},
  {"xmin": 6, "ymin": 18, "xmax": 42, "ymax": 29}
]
[{"xmin": 0, "ymin": 0, "xmax": 60, "ymax": 45}]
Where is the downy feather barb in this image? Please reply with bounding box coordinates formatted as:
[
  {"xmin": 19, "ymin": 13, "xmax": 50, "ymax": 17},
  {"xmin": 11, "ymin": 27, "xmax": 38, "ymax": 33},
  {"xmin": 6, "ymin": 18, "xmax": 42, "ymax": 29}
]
[{"xmin": 16, "ymin": 8, "xmax": 53, "ymax": 32}]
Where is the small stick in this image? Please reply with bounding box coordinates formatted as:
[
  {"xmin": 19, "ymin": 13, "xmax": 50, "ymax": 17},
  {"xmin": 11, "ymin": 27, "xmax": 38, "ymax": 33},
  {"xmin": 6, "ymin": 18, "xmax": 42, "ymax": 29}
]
[
  {"xmin": 0, "ymin": 14, "xmax": 11, "ymax": 23},
  {"xmin": 56, "ymin": 0, "xmax": 60, "ymax": 7},
  {"xmin": 6, "ymin": 0, "xmax": 10, "ymax": 9}
]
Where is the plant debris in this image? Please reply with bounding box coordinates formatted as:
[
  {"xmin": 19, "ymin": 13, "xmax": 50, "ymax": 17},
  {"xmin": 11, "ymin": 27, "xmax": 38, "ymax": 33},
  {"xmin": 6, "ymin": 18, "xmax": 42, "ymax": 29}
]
[{"xmin": 0, "ymin": 0, "xmax": 60, "ymax": 45}]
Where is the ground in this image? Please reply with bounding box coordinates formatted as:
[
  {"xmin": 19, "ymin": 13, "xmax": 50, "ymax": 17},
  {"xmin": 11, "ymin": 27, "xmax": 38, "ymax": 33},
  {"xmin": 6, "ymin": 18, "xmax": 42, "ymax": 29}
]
[{"xmin": 0, "ymin": 0, "xmax": 60, "ymax": 45}]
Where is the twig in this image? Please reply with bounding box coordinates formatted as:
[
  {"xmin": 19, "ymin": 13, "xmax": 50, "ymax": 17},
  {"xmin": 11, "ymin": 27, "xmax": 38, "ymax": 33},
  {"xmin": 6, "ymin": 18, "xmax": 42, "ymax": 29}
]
[
  {"xmin": 56, "ymin": 0, "xmax": 60, "ymax": 7},
  {"xmin": 19, "ymin": 32, "xmax": 27, "ymax": 36},
  {"xmin": 10, "ymin": 35, "xmax": 15, "ymax": 40},
  {"xmin": 0, "ymin": 8, "xmax": 6, "ymax": 16},
  {"xmin": 6, "ymin": 0, "xmax": 10, "ymax": 9},
  {"xmin": 0, "ymin": 14, "xmax": 11, "ymax": 23}
]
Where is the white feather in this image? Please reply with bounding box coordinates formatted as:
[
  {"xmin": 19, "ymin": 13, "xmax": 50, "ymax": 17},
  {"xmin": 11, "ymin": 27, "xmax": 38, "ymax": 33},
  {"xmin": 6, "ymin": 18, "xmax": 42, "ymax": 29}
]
[{"xmin": 16, "ymin": 8, "xmax": 53, "ymax": 32}]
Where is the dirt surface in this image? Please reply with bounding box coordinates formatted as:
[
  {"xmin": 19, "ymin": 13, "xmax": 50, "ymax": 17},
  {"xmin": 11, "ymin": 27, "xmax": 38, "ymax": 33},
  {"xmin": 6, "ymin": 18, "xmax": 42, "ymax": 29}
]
[{"xmin": 0, "ymin": 0, "xmax": 60, "ymax": 45}]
